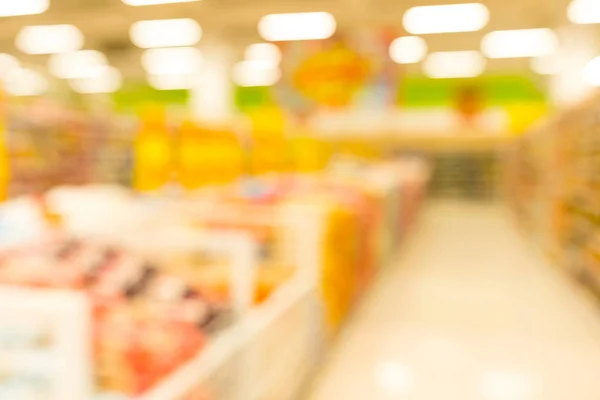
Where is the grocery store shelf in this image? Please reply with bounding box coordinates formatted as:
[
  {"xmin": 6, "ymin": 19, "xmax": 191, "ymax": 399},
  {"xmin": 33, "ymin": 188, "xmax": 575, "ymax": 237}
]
[
  {"xmin": 309, "ymin": 201, "xmax": 600, "ymax": 400},
  {"xmin": 0, "ymin": 351, "xmax": 55, "ymax": 374},
  {"xmin": 140, "ymin": 276, "xmax": 317, "ymax": 400},
  {"xmin": 324, "ymin": 133, "xmax": 517, "ymax": 153}
]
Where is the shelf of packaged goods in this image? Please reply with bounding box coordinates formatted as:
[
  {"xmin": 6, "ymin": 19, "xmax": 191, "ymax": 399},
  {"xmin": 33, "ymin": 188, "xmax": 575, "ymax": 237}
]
[
  {"xmin": 139, "ymin": 275, "xmax": 320, "ymax": 400},
  {"xmin": 324, "ymin": 134, "xmax": 516, "ymax": 153},
  {"xmin": 575, "ymin": 249, "xmax": 600, "ymax": 297},
  {"xmin": 0, "ymin": 288, "xmax": 92, "ymax": 400},
  {"xmin": 0, "ymin": 351, "xmax": 55, "ymax": 374},
  {"xmin": 564, "ymin": 204, "xmax": 600, "ymax": 225}
]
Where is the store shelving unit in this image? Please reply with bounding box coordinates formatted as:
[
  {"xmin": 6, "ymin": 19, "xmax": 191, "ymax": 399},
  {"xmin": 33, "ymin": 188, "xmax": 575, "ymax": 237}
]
[
  {"xmin": 326, "ymin": 134, "xmax": 511, "ymax": 201},
  {"xmin": 0, "ymin": 288, "xmax": 92, "ymax": 400},
  {"xmin": 0, "ymin": 198, "xmax": 330, "ymax": 400},
  {"xmin": 0, "ymin": 157, "xmax": 430, "ymax": 400},
  {"xmin": 429, "ymin": 152, "xmax": 500, "ymax": 200},
  {"xmin": 509, "ymin": 93, "xmax": 600, "ymax": 297}
]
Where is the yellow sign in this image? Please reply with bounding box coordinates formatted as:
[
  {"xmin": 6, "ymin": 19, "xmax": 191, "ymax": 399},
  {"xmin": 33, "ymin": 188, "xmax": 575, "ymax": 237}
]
[
  {"xmin": 293, "ymin": 44, "xmax": 370, "ymax": 107},
  {"xmin": 505, "ymin": 102, "xmax": 549, "ymax": 134},
  {"xmin": 289, "ymin": 134, "xmax": 330, "ymax": 173},
  {"xmin": 247, "ymin": 107, "xmax": 286, "ymax": 138},
  {"xmin": 0, "ymin": 88, "xmax": 8, "ymax": 201},
  {"xmin": 134, "ymin": 111, "xmax": 172, "ymax": 192},
  {"xmin": 178, "ymin": 122, "xmax": 244, "ymax": 188}
]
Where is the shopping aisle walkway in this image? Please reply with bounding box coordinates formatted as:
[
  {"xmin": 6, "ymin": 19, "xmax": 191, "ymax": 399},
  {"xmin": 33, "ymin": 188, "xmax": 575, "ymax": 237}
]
[{"xmin": 308, "ymin": 201, "xmax": 600, "ymax": 400}]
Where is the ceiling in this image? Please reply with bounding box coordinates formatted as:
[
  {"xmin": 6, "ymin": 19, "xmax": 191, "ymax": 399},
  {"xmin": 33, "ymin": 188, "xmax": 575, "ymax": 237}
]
[{"xmin": 0, "ymin": 0, "xmax": 592, "ymax": 79}]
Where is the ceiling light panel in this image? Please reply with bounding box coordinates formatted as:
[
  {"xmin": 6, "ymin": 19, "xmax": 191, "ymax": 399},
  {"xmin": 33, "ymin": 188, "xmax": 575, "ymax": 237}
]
[
  {"xmin": 389, "ymin": 36, "xmax": 427, "ymax": 64},
  {"xmin": 482, "ymin": 28, "xmax": 558, "ymax": 58},
  {"xmin": 245, "ymin": 43, "xmax": 282, "ymax": 67},
  {"xmin": 530, "ymin": 53, "xmax": 564, "ymax": 75},
  {"xmin": 0, "ymin": 54, "xmax": 19, "ymax": 76},
  {"xmin": 258, "ymin": 12, "xmax": 337, "ymax": 41},
  {"xmin": 49, "ymin": 50, "xmax": 108, "ymax": 79},
  {"xmin": 130, "ymin": 18, "xmax": 202, "ymax": 48},
  {"xmin": 584, "ymin": 56, "xmax": 600, "ymax": 86},
  {"xmin": 403, "ymin": 3, "xmax": 489, "ymax": 35},
  {"xmin": 16, "ymin": 25, "xmax": 84, "ymax": 55},
  {"xmin": 4, "ymin": 68, "xmax": 48, "ymax": 96},
  {"xmin": 0, "ymin": 0, "xmax": 49, "ymax": 17},
  {"xmin": 232, "ymin": 61, "xmax": 281, "ymax": 87},
  {"xmin": 423, "ymin": 51, "xmax": 485, "ymax": 78},
  {"xmin": 69, "ymin": 66, "xmax": 122, "ymax": 94},
  {"xmin": 142, "ymin": 47, "xmax": 202, "ymax": 75},
  {"xmin": 148, "ymin": 73, "xmax": 198, "ymax": 90},
  {"xmin": 122, "ymin": 0, "xmax": 199, "ymax": 6},
  {"xmin": 568, "ymin": 0, "xmax": 600, "ymax": 24}
]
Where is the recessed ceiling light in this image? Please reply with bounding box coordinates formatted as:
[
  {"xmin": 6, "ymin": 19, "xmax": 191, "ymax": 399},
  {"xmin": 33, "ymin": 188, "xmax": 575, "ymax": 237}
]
[
  {"xmin": 584, "ymin": 56, "xmax": 600, "ymax": 86},
  {"xmin": 403, "ymin": 3, "xmax": 489, "ymax": 34},
  {"xmin": 232, "ymin": 61, "xmax": 281, "ymax": 87},
  {"xmin": 69, "ymin": 66, "xmax": 122, "ymax": 94},
  {"xmin": 4, "ymin": 68, "xmax": 48, "ymax": 96},
  {"xmin": 122, "ymin": 0, "xmax": 199, "ymax": 6},
  {"xmin": 148, "ymin": 73, "xmax": 198, "ymax": 90},
  {"xmin": 130, "ymin": 19, "xmax": 202, "ymax": 48},
  {"xmin": 0, "ymin": 0, "xmax": 49, "ymax": 17},
  {"xmin": 16, "ymin": 25, "xmax": 84, "ymax": 55},
  {"xmin": 568, "ymin": 0, "xmax": 600, "ymax": 24},
  {"xmin": 142, "ymin": 47, "xmax": 203, "ymax": 75},
  {"xmin": 530, "ymin": 53, "xmax": 564, "ymax": 75},
  {"xmin": 258, "ymin": 12, "xmax": 337, "ymax": 41},
  {"xmin": 49, "ymin": 50, "xmax": 108, "ymax": 79},
  {"xmin": 424, "ymin": 51, "xmax": 485, "ymax": 78},
  {"xmin": 482, "ymin": 28, "xmax": 558, "ymax": 58},
  {"xmin": 389, "ymin": 36, "xmax": 427, "ymax": 64},
  {"xmin": 245, "ymin": 43, "xmax": 282, "ymax": 67},
  {"xmin": 0, "ymin": 54, "xmax": 19, "ymax": 76}
]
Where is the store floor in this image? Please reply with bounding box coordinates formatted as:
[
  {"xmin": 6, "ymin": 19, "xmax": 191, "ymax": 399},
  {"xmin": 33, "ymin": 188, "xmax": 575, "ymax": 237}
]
[{"xmin": 308, "ymin": 200, "xmax": 600, "ymax": 400}]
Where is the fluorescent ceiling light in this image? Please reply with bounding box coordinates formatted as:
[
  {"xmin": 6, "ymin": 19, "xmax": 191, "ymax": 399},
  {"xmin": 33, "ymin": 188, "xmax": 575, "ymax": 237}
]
[
  {"xmin": 142, "ymin": 47, "xmax": 202, "ymax": 75},
  {"xmin": 530, "ymin": 53, "xmax": 564, "ymax": 75},
  {"xmin": 245, "ymin": 43, "xmax": 282, "ymax": 67},
  {"xmin": 424, "ymin": 51, "xmax": 485, "ymax": 78},
  {"xmin": 16, "ymin": 25, "xmax": 84, "ymax": 55},
  {"xmin": 0, "ymin": 0, "xmax": 49, "ymax": 17},
  {"xmin": 69, "ymin": 66, "xmax": 122, "ymax": 94},
  {"xmin": 122, "ymin": 0, "xmax": 199, "ymax": 6},
  {"xmin": 482, "ymin": 28, "xmax": 558, "ymax": 58},
  {"xmin": 148, "ymin": 73, "xmax": 198, "ymax": 90},
  {"xmin": 130, "ymin": 18, "xmax": 202, "ymax": 48},
  {"xmin": 258, "ymin": 12, "xmax": 336, "ymax": 41},
  {"xmin": 389, "ymin": 36, "xmax": 427, "ymax": 64},
  {"xmin": 4, "ymin": 68, "xmax": 48, "ymax": 96},
  {"xmin": 232, "ymin": 61, "xmax": 281, "ymax": 87},
  {"xmin": 403, "ymin": 3, "xmax": 489, "ymax": 34},
  {"xmin": 49, "ymin": 50, "xmax": 108, "ymax": 79},
  {"xmin": 568, "ymin": 0, "xmax": 600, "ymax": 24},
  {"xmin": 0, "ymin": 54, "xmax": 19, "ymax": 76},
  {"xmin": 584, "ymin": 56, "xmax": 600, "ymax": 86}
]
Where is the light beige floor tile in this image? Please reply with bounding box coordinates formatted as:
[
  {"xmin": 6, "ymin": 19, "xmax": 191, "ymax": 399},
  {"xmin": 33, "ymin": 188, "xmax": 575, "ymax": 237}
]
[{"xmin": 308, "ymin": 201, "xmax": 600, "ymax": 400}]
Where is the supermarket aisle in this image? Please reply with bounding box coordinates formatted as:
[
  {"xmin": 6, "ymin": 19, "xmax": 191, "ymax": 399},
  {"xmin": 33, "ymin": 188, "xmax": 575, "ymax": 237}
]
[{"xmin": 308, "ymin": 201, "xmax": 600, "ymax": 400}]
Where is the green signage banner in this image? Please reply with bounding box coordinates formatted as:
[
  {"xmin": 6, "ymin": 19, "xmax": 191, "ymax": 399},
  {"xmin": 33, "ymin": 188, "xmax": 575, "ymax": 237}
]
[
  {"xmin": 399, "ymin": 74, "xmax": 547, "ymax": 108},
  {"xmin": 112, "ymin": 81, "xmax": 189, "ymax": 114}
]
